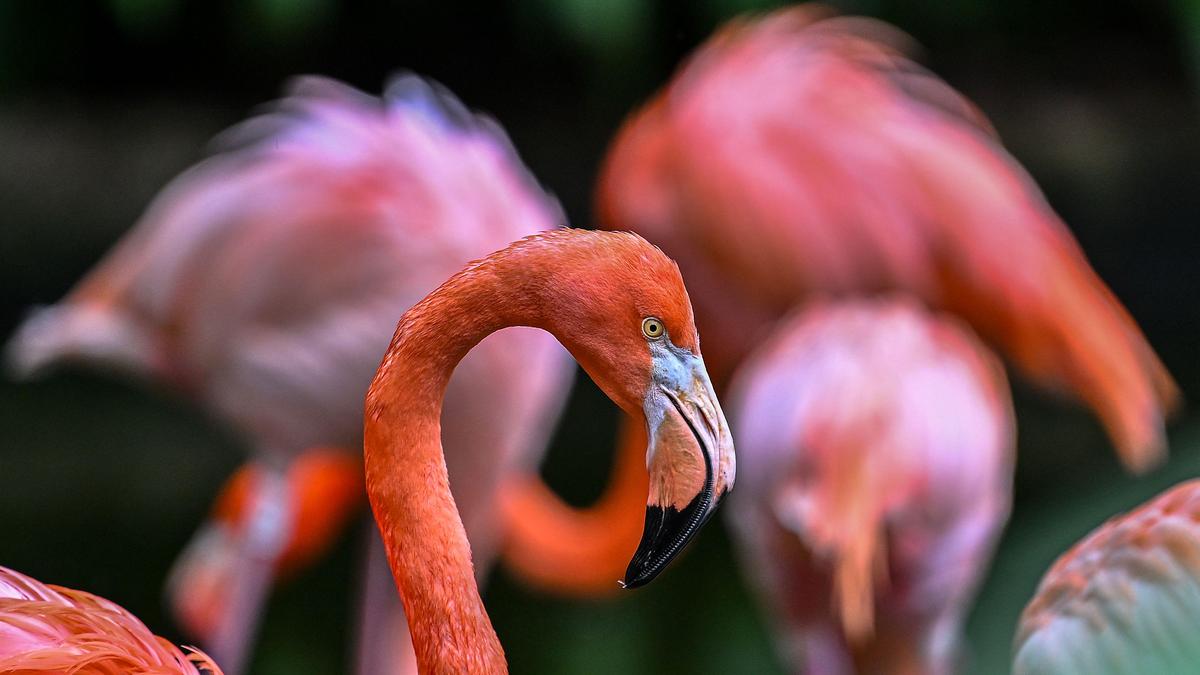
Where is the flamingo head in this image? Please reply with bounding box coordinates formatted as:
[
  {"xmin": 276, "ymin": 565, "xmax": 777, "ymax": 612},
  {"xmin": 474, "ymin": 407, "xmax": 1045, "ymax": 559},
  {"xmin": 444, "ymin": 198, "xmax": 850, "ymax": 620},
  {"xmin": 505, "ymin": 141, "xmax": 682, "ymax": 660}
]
[
  {"xmin": 532, "ymin": 230, "xmax": 736, "ymax": 588},
  {"xmin": 620, "ymin": 324, "xmax": 735, "ymax": 588}
]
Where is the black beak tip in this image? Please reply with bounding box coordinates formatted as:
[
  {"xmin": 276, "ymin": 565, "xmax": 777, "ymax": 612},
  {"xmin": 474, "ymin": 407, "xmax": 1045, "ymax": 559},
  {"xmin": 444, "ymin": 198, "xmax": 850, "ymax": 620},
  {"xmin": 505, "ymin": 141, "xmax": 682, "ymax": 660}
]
[
  {"xmin": 620, "ymin": 556, "xmax": 659, "ymax": 590},
  {"xmin": 619, "ymin": 573, "xmax": 653, "ymax": 590},
  {"xmin": 621, "ymin": 493, "xmax": 716, "ymax": 590},
  {"xmin": 624, "ymin": 547, "xmax": 662, "ymax": 588}
]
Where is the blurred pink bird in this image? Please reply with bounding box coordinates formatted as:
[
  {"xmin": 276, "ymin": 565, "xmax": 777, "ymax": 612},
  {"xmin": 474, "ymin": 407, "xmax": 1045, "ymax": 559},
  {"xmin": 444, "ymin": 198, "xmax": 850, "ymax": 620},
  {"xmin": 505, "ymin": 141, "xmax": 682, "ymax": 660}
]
[
  {"xmin": 728, "ymin": 299, "xmax": 1014, "ymax": 675},
  {"xmin": 596, "ymin": 6, "xmax": 1176, "ymax": 469},
  {"xmin": 1014, "ymin": 480, "xmax": 1200, "ymax": 675},
  {"xmin": 5, "ymin": 75, "xmax": 574, "ymax": 675},
  {"xmin": 0, "ymin": 566, "xmax": 222, "ymax": 674}
]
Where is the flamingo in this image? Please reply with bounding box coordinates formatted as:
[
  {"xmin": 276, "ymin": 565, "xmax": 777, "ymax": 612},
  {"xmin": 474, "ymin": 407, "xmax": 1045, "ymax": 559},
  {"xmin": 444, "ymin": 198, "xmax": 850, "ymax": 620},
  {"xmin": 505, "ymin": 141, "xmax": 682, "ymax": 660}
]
[
  {"xmin": 0, "ymin": 566, "xmax": 222, "ymax": 674},
  {"xmin": 5, "ymin": 75, "xmax": 574, "ymax": 674},
  {"xmin": 726, "ymin": 298, "xmax": 1014, "ymax": 674},
  {"xmin": 595, "ymin": 5, "xmax": 1176, "ymax": 467},
  {"xmin": 1014, "ymin": 480, "xmax": 1200, "ymax": 675},
  {"xmin": 501, "ymin": 3, "xmax": 1178, "ymax": 598},
  {"xmin": 364, "ymin": 228, "xmax": 735, "ymax": 673}
]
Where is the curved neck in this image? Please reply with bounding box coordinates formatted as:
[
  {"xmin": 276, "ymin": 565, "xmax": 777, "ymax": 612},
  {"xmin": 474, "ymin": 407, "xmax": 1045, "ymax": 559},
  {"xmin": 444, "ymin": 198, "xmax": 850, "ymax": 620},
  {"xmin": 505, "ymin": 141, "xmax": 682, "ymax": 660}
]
[{"xmin": 363, "ymin": 245, "xmax": 548, "ymax": 674}]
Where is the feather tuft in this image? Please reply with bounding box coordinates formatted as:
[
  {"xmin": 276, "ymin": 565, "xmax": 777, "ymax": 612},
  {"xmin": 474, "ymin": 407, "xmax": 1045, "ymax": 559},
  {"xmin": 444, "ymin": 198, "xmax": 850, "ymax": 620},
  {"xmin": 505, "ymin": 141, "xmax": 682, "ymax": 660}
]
[{"xmin": 0, "ymin": 566, "xmax": 223, "ymax": 674}]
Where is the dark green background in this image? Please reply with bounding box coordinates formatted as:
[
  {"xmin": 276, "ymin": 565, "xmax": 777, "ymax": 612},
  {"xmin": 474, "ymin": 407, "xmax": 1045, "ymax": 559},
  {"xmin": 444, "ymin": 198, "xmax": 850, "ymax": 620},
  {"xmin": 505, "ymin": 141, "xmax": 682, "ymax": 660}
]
[{"xmin": 2, "ymin": 1, "xmax": 1199, "ymax": 673}]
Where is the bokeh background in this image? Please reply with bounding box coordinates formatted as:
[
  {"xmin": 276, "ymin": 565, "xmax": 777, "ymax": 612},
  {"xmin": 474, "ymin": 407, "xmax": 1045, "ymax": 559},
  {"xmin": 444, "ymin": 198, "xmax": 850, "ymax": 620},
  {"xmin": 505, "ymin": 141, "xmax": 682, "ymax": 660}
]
[{"xmin": 2, "ymin": 1, "xmax": 1199, "ymax": 673}]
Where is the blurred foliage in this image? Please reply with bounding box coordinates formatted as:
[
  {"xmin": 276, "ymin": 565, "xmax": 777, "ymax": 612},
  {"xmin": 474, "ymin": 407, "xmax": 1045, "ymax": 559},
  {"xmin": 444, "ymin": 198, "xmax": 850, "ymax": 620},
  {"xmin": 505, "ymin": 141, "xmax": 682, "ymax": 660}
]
[
  {"xmin": 1170, "ymin": 0, "xmax": 1200, "ymax": 92},
  {"xmin": 524, "ymin": 0, "xmax": 650, "ymax": 55},
  {"xmin": 249, "ymin": 0, "xmax": 334, "ymax": 40},
  {"xmin": 107, "ymin": 0, "xmax": 181, "ymax": 36},
  {"xmin": 2, "ymin": 1, "xmax": 1200, "ymax": 674}
]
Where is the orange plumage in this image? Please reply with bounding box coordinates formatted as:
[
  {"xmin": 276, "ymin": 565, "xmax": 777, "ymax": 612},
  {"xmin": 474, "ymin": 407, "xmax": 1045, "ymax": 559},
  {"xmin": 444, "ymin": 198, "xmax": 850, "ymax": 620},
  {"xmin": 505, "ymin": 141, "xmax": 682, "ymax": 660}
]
[
  {"xmin": 0, "ymin": 566, "xmax": 221, "ymax": 674},
  {"xmin": 365, "ymin": 229, "xmax": 733, "ymax": 674}
]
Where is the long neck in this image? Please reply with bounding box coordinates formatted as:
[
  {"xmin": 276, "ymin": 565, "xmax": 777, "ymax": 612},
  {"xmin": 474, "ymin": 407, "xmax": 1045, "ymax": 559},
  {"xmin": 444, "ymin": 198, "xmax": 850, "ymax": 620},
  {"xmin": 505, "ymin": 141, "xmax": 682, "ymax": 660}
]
[{"xmin": 363, "ymin": 252, "xmax": 545, "ymax": 675}]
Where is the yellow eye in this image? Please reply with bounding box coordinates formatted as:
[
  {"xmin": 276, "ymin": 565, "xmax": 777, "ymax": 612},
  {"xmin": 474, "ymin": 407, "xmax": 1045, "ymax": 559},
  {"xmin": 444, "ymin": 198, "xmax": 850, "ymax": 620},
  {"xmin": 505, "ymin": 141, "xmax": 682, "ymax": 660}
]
[{"xmin": 641, "ymin": 317, "xmax": 665, "ymax": 340}]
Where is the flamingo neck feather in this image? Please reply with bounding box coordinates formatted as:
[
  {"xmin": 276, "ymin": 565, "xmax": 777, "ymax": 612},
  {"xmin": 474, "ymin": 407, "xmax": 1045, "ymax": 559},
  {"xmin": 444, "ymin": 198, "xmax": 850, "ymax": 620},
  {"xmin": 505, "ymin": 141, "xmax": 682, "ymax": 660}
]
[{"xmin": 363, "ymin": 233, "xmax": 573, "ymax": 675}]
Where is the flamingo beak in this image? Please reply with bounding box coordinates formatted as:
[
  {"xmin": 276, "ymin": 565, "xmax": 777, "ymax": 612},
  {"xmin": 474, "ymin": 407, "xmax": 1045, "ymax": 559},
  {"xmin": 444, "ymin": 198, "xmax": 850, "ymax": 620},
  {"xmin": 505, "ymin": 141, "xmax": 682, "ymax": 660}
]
[{"xmin": 623, "ymin": 349, "xmax": 734, "ymax": 588}]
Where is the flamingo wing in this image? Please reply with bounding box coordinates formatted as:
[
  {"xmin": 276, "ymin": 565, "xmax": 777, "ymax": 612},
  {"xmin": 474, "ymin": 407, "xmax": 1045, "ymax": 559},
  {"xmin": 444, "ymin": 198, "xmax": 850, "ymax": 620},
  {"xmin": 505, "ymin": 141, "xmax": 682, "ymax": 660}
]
[
  {"xmin": 1015, "ymin": 481, "xmax": 1200, "ymax": 675},
  {"xmin": 0, "ymin": 566, "xmax": 221, "ymax": 674},
  {"xmin": 726, "ymin": 299, "xmax": 1015, "ymax": 673},
  {"xmin": 597, "ymin": 7, "xmax": 1176, "ymax": 470}
]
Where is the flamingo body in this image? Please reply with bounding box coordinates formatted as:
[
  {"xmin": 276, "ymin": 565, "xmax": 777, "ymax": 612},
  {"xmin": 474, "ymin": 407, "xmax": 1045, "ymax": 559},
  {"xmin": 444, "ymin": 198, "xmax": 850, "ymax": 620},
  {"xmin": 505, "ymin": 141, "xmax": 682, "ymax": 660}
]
[
  {"xmin": 0, "ymin": 566, "xmax": 221, "ymax": 674},
  {"xmin": 1014, "ymin": 481, "xmax": 1200, "ymax": 675},
  {"xmin": 6, "ymin": 75, "xmax": 574, "ymax": 673},
  {"xmin": 727, "ymin": 299, "xmax": 1014, "ymax": 674},
  {"xmin": 11, "ymin": 75, "xmax": 570, "ymax": 465},
  {"xmin": 596, "ymin": 6, "xmax": 1175, "ymax": 470}
]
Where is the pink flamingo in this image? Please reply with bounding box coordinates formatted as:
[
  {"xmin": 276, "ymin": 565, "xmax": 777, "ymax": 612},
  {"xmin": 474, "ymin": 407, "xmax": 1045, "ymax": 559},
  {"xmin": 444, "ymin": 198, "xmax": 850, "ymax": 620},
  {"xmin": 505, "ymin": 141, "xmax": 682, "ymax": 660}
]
[
  {"xmin": 502, "ymin": 3, "xmax": 1177, "ymax": 599},
  {"xmin": 727, "ymin": 299, "xmax": 1014, "ymax": 674},
  {"xmin": 0, "ymin": 566, "xmax": 222, "ymax": 674},
  {"xmin": 364, "ymin": 228, "xmax": 735, "ymax": 673},
  {"xmin": 1014, "ymin": 480, "xmax": 1200, "ymax": 674},
  {"xmin": 5, "ymin": 75, "xmax": 574, "ymax": 675},
  {"xmin": 595, "ymin": 6, "xmax": 1176, "ymax": 467}
]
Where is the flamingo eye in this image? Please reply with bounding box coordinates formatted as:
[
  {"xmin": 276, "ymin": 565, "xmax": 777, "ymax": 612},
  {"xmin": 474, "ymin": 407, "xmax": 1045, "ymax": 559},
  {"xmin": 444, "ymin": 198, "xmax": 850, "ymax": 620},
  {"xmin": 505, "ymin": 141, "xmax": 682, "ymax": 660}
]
[{"xmin": 642, "ymin": 317, "xmax": 665, "ymax": 340}]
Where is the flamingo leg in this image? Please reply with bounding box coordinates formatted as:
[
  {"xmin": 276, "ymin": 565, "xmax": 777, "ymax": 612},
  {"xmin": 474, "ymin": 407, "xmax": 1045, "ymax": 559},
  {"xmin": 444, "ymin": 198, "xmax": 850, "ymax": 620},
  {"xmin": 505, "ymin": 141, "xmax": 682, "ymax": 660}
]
[
  {"xmin": 355, "ymin": 521, "xmax": 417, "ymax": 675},
  {"xmin": 205, "ymin": 464, "xmax": 292, "ymax": 675}
]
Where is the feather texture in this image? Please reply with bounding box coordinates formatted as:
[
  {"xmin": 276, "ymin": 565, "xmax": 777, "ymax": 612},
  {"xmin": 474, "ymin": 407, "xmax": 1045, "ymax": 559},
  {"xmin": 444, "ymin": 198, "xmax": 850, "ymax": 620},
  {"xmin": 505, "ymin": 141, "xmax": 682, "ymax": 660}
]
[
  {"xmin": 0, "ymin": 566, "xmax": 220, "ymax": 674},
  {"xmin": 1015, "ymin": 480, "xmax": 1200, "ymax": 675},
  {"xmin": 596, "ymin": 6, "xmax": 1176, "ymax": 471}
]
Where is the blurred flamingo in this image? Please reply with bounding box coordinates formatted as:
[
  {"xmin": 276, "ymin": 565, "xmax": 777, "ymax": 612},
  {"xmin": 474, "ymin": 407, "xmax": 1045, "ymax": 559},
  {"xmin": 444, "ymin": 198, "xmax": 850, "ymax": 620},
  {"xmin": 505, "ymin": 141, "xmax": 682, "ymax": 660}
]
[
  {"xmin": 1014, "ymin": 480, "xmax": 1200, "ymax": 675},
  {"xmin": 5, "ymin": 75, "xmax": 574, "ymax": 675},
  {"xmin": 364, "ymin": 228, "xmax": 735, "ymax": 673},
  {"xmin": 727, "ymin": 299, "xmax": 1014, "ymax": 674},
  {"xmin": 500, "ymin": 417, "xmax": 650, "ymax": 596},
  {"xmin": 0, "ymin": 566, "xmax": 222, "ymax": 674},
  {"xmin": 597, "ymin": 6, "xmax": 1175, "ymax": 466},
  {"xmin": 501, "ymin": 3, "xmax": 1178, "ymax": 598}
]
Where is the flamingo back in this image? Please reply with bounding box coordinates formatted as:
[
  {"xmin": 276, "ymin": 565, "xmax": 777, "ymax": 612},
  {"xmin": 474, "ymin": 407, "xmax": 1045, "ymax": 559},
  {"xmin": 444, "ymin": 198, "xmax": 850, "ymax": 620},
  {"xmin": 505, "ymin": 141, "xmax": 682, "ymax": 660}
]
[
  {"xmin": 596, "ymin": 6, "xmax": 1176, "ymax": 471},
  {"xmin": 6, "ymin": 74, "xmax": 571, "ymax": 460},
  {"xmin": 727, "ymin": 298, "xmax": 1014, "ymax": 674},
  {"xmin": 1014, "ymin": 481, "xmax": 1200, "ymax": 675}
]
